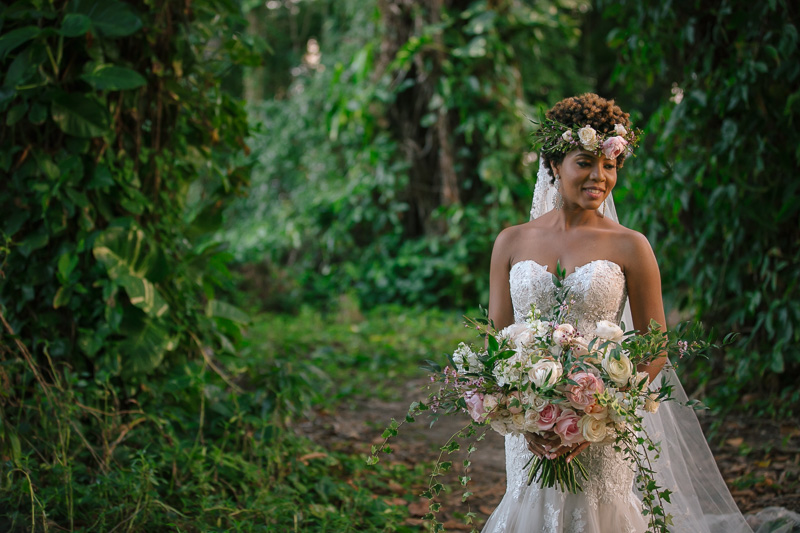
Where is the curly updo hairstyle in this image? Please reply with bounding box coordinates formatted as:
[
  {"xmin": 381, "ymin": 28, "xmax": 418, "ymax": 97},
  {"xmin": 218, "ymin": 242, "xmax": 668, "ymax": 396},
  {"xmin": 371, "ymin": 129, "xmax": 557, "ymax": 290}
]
[{"xmin": 542, "ymin": 93, "xmax": 631, "ymax": 181}]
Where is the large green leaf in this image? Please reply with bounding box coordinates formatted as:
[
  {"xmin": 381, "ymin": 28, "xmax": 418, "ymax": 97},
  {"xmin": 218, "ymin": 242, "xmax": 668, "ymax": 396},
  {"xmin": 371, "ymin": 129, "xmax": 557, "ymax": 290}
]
[
  {"xmin": 93, "ymin": 226, "xmax": 169, "ymax": 317},
  {"xmin": 70, "ymin": 0, "xmax": 143, "ymax": 38},
  {"xmin": 0, "ymin": 26, "xmax": 40, "ymax": 61},
  {"xmin": 51, "ymin": 93, "xmax": 110, "ymax": 138},
  {"xmin": 81, "ymin": 65, "xmax": 146, "ymax": 90},
  {"xmin": 118, "ymin": 310, "xmax": 175, "ymax": 375},
  {"xmin": 59, "ymin": 13, "xmax": 92, "ymax": 37},
  {"xmin": 206, "ymin": 299, "xmax": 250, "ymax": 324}
]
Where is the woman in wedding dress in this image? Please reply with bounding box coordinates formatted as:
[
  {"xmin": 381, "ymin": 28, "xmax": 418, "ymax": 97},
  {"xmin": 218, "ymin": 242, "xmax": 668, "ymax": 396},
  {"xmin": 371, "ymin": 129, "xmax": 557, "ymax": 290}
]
[{"xmin": 481, "ymin": 94, "xmax": 755, "ymax": 533}]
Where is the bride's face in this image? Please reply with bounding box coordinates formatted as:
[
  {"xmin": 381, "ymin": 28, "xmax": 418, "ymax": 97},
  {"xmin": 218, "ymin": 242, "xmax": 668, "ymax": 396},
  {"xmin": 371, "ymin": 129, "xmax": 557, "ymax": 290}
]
[{"xmin": 551, "ymin": 149, "xmax": 617, "ymax": 211}]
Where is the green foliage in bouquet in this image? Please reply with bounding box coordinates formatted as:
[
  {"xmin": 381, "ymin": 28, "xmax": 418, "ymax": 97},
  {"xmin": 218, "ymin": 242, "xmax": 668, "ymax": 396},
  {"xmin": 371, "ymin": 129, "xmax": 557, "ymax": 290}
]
[{"xmin": 369, "ymin": 264, "xmax": 735, "ymax": 533}]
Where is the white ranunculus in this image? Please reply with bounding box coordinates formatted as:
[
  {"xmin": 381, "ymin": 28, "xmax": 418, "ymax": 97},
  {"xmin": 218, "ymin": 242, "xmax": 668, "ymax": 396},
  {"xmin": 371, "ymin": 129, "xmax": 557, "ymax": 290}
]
[
  {"xmin": 490, "ymin": 419, "xmax": 509, "ymax": 436},
  {"xmin": 577, "ymin": 125, "xmax": 597, "ymax": 148},
  {"xmin": 602, "ymin": 352, "xmax": 633, "ymax": 386},
  {"xmin": 578, "ymin": 415, "xmax": 607, "ymax": 443},
  {"xmin": 595, "ymin": 320, "xmax": 624, "ymax": 343},
  {"xmin": 529, "ymin": 359, "xmax": 563, "ymax": 388},
  {"xmin": 614, "ymin": 123, "xmax": 628, "ymax": 136}
]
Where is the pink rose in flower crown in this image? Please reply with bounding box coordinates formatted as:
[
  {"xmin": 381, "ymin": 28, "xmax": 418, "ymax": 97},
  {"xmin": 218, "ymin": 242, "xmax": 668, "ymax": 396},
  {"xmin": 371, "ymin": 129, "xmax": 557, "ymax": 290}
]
[
  {"xmin": 554, "ymin": 408, "xmax": 584, "ymax": 445},
  {"xmin": 464, "ymin": 391, "xmax": 486, "ymax": 422},
  {"xmin": 602, "ymin": 136, "xmax": 628, "ymax": 160},
  {"xmin": 536, "ymin": 403, "xmax": 561, "ymax": 431},
  {"xmin": 565, "ymin": 371, "xmax": 605, "ymax": 412}
]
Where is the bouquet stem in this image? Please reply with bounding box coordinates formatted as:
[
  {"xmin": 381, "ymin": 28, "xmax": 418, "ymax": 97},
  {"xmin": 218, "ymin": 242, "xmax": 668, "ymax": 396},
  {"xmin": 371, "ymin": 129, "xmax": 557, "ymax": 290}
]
[{"xmin": 524, "ymin": 454, "xmax": 588, "ymax": 494}]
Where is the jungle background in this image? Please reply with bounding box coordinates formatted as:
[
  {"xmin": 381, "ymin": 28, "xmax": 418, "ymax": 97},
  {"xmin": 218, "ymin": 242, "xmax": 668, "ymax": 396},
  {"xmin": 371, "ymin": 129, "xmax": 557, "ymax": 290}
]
[{"xmin": 1, "ymin": 0, "xmax": 798, "ymax": 531}]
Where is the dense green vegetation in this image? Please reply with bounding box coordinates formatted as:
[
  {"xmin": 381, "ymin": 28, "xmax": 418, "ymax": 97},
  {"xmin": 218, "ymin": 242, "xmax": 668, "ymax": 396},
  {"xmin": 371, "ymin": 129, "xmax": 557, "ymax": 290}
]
[
  {"xmin": 229, "ymin": 0, "xmax": 799, "ymax": 409},
  {"xmin": 1, "ymin": 0, "xmax": 798, "ymax": 530}
]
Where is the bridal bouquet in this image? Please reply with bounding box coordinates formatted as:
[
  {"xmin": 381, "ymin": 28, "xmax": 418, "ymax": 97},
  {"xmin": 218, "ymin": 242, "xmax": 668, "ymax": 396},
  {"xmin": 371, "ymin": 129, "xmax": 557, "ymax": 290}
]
[{"xmin": 368, "ymin": 265, "xmax": 731, "ymax": 533}]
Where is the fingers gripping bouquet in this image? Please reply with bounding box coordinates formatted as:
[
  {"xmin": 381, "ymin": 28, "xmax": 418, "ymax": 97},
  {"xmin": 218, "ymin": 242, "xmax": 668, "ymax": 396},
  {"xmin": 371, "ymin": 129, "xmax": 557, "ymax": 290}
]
[{"xmin": 369, "ymin": 265, "xmax": 729, "ymax": 533}]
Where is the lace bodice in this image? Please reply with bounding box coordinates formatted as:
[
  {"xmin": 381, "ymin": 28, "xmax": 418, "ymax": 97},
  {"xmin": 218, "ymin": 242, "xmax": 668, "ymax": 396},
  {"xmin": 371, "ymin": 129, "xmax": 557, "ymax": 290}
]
[
  {"xmin": 509, "ymin": 259, "xmax": 628, "ymax": 336},
  {"xmin": 483, "ymin": 259, "xmax": 643, "ymax": 533}
]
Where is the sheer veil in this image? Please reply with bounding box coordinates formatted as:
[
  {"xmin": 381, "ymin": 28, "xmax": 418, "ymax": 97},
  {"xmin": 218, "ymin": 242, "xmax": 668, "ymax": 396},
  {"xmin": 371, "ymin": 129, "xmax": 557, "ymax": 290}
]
[{"xmin": 529, "ymin": 157, "xmax": 755, "ymax": 533}]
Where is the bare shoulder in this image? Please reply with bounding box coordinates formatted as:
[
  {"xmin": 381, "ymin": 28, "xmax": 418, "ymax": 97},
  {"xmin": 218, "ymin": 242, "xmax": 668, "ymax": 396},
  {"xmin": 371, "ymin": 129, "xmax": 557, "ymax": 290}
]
[
  {"xmin": 492, "ymin": 221, "xmax": 529, "ymax": 253},
  {"xmin": 604, "ymin": 222, "xmax": 659, "ymax": 274}
]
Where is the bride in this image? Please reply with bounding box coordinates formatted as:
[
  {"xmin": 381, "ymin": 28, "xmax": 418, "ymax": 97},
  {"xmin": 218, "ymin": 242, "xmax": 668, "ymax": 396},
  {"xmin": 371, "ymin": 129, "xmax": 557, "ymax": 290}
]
[{"xmin": 481, "ymin": 94, "xmax": 754, "ymax": 533}]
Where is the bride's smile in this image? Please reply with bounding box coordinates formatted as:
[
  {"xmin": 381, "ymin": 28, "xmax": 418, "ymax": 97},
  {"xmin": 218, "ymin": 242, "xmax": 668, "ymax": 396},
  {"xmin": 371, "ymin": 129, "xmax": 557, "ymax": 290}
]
[{"xmin": 551, "ymin": 149, "xmax": 618, "ymax": 213}]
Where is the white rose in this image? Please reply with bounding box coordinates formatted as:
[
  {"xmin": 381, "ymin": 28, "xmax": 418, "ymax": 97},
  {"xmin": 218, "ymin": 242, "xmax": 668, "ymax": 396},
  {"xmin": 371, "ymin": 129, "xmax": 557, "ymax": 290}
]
[
  {"xmin": 552, "ymin": 323, "xmax": 575, "ymax": 346},
  {"xmin": 602, "ymin": 352, "xmax": 633, "ymax": 386},
  {"xmin": 511, "ymin": 413, "xmax": 526, "ymax": 430},
  {"xmin": 645, "ymin": 394, "xmax": 660, "ymax": 413},
  {"xmin": 483, "ymin": 394, "xmax": 499, "ymax": 412},
  {"xmin": 572, "ymin": 336, "xmax": 590, "ymax": 356},
  {"xmin": 561, "ymin": 130, "xmax": 573, "ymax": 141},
  {"xmin": 524, "ymin": 409, "xmax": 540, "ymax": 432},
  {"xmin": 578, "ymin": 415, "xmax": 607, "ymax": 443},
  {"xmin": 527, "ymin": 393, "xmax": 550, "ymax": 412},
  {"xmin": 614, "ymin": 123, "xmax": 628, "ymax": 136},
  {"xmin": 577, "ymin": 125, "xmax": 597, "ymax": 148},
  {"xmin": 595, "ymin": 320, "xmax": 624, "ymax": 343},
  {"xmin": 490, "ymin": 419, "xmax": 509, "ymax": 436},
  {"xmin": 529, "ymin": 359, "xmax": 563, "ymax": 388}
]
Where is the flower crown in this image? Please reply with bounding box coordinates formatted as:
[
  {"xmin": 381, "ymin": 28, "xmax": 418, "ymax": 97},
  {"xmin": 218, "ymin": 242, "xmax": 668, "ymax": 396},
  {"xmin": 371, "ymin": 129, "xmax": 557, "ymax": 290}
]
[{"xmin": 530, "ymin": 117, "xmax": 642, "ymax": 161}]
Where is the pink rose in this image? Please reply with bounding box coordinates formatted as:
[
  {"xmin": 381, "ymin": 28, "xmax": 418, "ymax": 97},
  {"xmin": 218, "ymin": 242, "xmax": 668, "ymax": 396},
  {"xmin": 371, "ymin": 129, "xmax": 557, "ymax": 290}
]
[
  {"xmin": 554, "ymin": 408, "xmax": 584, "ymax": 445},
  {"xmin": 464, "ymin": 392, "xmax": 486, "ymax": 422},
  {"xmin": 565, "ymin": 371, "xmax": 605, "ymax": 412},
  {"xmin": 507, "ymin": 391, "xmax": 524, "ymax": 414},
  {"xmin": 602, "ymin": 136, "xmax": 628, "ymax": 160},
  {"xmin": 536, "ymin": 403, "xmax": 561, "ymax": 431}
]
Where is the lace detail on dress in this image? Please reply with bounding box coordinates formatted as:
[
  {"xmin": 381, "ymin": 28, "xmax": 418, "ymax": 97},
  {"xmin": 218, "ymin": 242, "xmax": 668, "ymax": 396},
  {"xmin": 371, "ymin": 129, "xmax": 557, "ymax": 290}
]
[
  {"xmin": 509, "ymin": 260, "xmax": 627, "ymax": 336},
  {"xmin": 544, "ymin": 502, "xmax": 559, "ymax": 533},
  {"xmin": 481, "ymin": 258, "xmax": 646, "ymax": 533},
  {"xmin": 568, "ymin": 508, "xmax": 586, "ymax": 533}
]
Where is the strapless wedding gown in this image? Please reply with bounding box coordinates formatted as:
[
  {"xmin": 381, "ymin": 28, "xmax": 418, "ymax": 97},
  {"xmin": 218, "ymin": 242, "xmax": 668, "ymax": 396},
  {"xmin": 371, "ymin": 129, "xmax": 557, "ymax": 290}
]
[{"xmin": 482, "ymin": 259, "xmax": 647, "ymax": 533}]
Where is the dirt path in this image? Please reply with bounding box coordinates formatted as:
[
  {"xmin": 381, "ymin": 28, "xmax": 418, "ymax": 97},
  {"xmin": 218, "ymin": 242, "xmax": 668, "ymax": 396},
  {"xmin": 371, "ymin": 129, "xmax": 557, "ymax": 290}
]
[{"xmin": 300, "ymin": 379, "xmax": 800, "ymax": 531}]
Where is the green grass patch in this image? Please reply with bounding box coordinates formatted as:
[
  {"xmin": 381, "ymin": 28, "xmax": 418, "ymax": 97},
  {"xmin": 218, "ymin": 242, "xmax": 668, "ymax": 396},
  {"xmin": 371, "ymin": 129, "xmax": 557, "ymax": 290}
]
[{"xmin": 1, "ymin": 301, "xmax": 472, "ymax": 531}]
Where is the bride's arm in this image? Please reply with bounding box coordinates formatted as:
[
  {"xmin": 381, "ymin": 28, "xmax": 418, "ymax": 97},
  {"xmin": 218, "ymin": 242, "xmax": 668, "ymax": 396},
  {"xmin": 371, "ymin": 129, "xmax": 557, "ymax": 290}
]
[
  {"xmin": 625, "ymin": 232, "xmax": 668, "ymax": 382},
  {"xmin": 488, "ymin": 228, "xmax": 515, "ymax": 331}
]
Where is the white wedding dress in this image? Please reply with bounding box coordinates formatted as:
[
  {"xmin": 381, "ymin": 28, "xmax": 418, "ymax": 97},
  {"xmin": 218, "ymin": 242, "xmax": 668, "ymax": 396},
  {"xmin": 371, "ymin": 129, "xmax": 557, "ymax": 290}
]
[
  {"xmin": 482, "ymin": 258, "xmax": 647, "ymax": 533},
  {"xmin": 482, "ymin": 158, "xmax": 758, "ymax": 533}
]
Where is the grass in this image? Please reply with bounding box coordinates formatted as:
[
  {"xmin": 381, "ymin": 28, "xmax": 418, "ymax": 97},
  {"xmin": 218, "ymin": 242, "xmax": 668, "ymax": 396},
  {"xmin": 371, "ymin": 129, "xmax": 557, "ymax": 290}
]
[{"xmin": 0, "ymin": 298, "xmax": 474, "ymax": 532}]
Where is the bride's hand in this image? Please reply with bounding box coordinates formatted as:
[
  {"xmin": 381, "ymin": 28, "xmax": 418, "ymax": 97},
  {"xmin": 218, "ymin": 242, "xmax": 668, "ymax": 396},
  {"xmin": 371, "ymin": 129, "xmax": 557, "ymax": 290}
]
[
  {"xmin": 525, "ymin": 432, "xmax": 589, "ymax": 463},
  {"xmin": 524, "ymin": 432, "xmax": 560, "ymax": 458}
]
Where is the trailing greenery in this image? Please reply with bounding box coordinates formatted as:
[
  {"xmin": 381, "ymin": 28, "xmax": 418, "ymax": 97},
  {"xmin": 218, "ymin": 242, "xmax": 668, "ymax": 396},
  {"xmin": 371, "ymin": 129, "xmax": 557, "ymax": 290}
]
[{"xmin": 599, "ymin": 0, "xmax": 800, "ymax": 407}]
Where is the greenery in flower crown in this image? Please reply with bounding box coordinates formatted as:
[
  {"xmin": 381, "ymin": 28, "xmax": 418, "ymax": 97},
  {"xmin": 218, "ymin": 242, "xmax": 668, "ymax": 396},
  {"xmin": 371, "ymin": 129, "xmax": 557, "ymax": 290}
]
[{"xmin": 530, "ymin": 117, "xmax": 643, "ymax": 161}]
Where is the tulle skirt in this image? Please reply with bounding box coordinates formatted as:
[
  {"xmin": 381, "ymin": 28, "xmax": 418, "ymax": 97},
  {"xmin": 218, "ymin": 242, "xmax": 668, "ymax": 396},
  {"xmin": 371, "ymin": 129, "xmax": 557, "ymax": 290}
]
[{"xmin": 482, "ymin": 434, "xmax": 647, "ymax": 533}]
